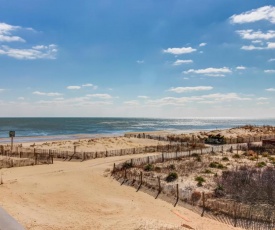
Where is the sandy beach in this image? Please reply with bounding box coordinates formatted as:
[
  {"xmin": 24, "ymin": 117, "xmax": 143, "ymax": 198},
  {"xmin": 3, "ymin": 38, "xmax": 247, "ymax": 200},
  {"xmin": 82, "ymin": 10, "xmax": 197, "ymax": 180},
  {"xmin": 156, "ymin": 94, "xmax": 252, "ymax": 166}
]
[{"xmin": 2, "ymin": 126, "xmax": 274, "ymax": 229}]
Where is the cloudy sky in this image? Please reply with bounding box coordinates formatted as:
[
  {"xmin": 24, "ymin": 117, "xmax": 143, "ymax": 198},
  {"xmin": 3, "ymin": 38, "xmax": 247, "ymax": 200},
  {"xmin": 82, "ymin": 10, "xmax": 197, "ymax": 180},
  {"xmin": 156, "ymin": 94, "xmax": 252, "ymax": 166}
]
[{"xmin": 0, "ymin": 1, "xmax": 275, "ymax": 117}]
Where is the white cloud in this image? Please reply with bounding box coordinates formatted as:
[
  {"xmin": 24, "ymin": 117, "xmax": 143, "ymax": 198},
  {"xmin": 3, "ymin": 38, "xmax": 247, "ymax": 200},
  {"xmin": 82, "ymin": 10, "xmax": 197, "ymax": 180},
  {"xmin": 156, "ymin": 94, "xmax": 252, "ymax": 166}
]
[
  {"xmin": 230, "ymin": 6, "xmax": 275, "ymax": 24},
  {"xmin": 236, "ymin": 66, "xmax": 246, "ymax": 70},
  {"xmin": 268, "ymin": 42, "xmax": 275, "ymax": 49},
  {"xmin": 0, "ymin": 44, "xmax": 58, "ymax": 59},
  {"xmin": 240, "ymin": 43, "xmax": 275, "ymax": 50},
  {"xmin": 199, "ymin": 43, "xmax": 207, "ymax": 47},
  {"xmin": 82, "ymin": 83, "xmax": 98, "ymax": 89},
  {"xmin": 184, "ymin": 67, "xmax": 231, "ymax": 75},
  {"xmin": 0, "ymin": 22, "xmax": 25, "ymax": 43},
  {"xmin": 67, "ymin": 86, "xmax": 81, "ymax": 90},
  {"xmin": 32, "ymin": 91, "xmax": 62, "ymax": 96},
  {"xmin": 124, "ymin": 100, "xmax": 139, "ymax": 106},
  {"xmin": 264, "ymin": 70, "xmax": 275, "ymax": 73},
  {"xmin": 138, "ymin": 96, "xmax": 149, "ymax": 99},
  {"xmin": 236, "ymin": 30, "xmax": 275, "ymax": 40},
  {"xmin": 136, "ymin": 60, "xmax": 144, "ymax": 64},
  {"xmin": 17, "ymin": 97, "xmax": 25, "ymax": 100},
  {"xmin": 257, "ymin": 97, "xmax": 268, "ymax": 100},
  {"xmin": 163, "ymin": 47, "xmax": 196, "ymax": 55},
  {"xmin": 241, "ymin": 45, "xmax": 265, "ymax": 50},
  {"xmin": 266, "ymin": 88, "xmax": 275, "ymax": 91},
  {"xmin": 146, "ymin": 93, "xmax": 251, "ymax": 107},
  {"xmin": 173, "ymin": 59, "xmax": 193, "ymax": 66},
  {"xmin": 0, "ymin": 89, "xmax": 5, "ymax": 92},
  {"xmin": 86, "ymin": 94, "xmax": 113, "ymax": 99},
  {"xmin": 252, "ymin": 40, "xmax": 262, "ymax": 44},
  {"xmin": 268, "ymin": 58, "xmax": 275, "ymax": 62},
  {"xmin": 168, "ymin": 86, "xmax": 213, "ymax": 93},
  {"xmin": 183, "ymin": 77, "xmax": 189, "ymax": 80}
]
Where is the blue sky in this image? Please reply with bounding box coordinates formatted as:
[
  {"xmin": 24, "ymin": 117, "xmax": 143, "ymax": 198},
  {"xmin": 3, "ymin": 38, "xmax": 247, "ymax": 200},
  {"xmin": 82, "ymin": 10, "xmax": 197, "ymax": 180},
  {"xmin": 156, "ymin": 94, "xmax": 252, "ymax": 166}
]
[{"xmin": 0, "ymin": 0, "xmax": 275, "ymax": 117}]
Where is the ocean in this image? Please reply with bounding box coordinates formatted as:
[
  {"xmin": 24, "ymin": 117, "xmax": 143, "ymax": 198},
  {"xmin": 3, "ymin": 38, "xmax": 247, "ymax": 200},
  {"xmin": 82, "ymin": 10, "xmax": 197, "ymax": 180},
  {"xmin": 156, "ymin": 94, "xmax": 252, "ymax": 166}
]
[{"xmin": 0, "ymin": 117, "xmax": 275, "ymax": 143}]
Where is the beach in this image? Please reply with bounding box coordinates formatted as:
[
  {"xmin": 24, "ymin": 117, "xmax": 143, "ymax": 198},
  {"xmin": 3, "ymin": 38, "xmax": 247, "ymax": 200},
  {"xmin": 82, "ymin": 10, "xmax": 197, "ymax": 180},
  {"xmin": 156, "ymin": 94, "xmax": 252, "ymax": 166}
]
[{"xmin": 1, "ymin": 126, "xmax": 275, "ymax": 229}]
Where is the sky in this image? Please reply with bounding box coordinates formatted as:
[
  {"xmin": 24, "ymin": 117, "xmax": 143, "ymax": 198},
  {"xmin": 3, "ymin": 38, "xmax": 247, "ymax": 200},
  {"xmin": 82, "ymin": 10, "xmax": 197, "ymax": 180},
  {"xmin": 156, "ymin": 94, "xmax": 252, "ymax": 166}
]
[{"xmin": 0, "ymin": 0, "xmax": 275, "ymax": 118}]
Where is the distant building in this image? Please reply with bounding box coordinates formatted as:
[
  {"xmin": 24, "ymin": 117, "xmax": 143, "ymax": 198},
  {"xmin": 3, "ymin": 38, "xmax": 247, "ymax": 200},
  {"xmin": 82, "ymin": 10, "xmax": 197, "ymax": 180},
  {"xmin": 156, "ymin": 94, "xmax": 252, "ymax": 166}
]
[{"xmin": 262, "ymin": 139, "xmax": 275, "ymax": 146}]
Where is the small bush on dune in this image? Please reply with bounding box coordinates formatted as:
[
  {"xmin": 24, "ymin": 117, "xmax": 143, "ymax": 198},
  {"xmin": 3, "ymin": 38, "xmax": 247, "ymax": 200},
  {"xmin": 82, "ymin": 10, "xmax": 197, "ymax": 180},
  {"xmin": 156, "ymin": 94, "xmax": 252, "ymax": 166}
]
[
  {"xmin": 222, "ymin": 157, "xmax": 229, "ymax": 161},
  {"xmin": 256, "ymin": 162, "xmax": 266, "ymax": 168},
  {"xmin": 195, "ymin": 176, "xmax": 205, "ymax": 186},
  {"xmin": 166, "ymin": 172, "xmax": 178, "ymax": 182},
  {"xmin": 144, "ymin": 164, "xmax": 154, "ymax": 171}
]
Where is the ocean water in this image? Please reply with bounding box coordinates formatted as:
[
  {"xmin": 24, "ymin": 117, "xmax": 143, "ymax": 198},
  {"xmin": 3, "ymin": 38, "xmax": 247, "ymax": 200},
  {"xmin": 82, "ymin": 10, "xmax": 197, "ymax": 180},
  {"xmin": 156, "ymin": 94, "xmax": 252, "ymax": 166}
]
[{"xmin": 0, "ymin": 117, "xmax": 275, "ymax": 142}]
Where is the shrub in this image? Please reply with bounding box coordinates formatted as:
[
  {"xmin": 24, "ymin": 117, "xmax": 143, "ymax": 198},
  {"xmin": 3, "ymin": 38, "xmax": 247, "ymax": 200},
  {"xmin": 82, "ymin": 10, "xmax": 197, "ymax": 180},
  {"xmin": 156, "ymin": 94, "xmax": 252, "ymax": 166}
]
[
  {"xmin": 144, "ymin": 164, "xmax": 154, "ymax": 171},
  {"xmin": 262, "ymin": 152, "xmax": 269, "ymax": 157},
  {"xmin": 122, "ymin": 162, "xmax": 133, "ymax": 169},
  {"xmin": 203, "ymin": 169, "xmax": 212, "ymax": 174},
  {"xmin": 209, "ymin": 162, "xmax": 219, "ymax": 168},
  {"xmin": 155, "ymin": 166, "xmax": 161, "ymax": 172},
  {"xmin": 209, "ymin": 162, "xmax": 225, "ymax": 169},
  {"xmin": 256, "ymin": 162, "xmax": 266, "ymax": 168},
  {"xmin": 168, "ymin": 164, "xmax": 176, "ymax": 170},
  {"xmin": 222, "ymin": 157, "xmax": 229, "ymax": 161},
  {"xmin": 166, "ymin": 172, "xmax": 178, "ymax": 182},
  {"xmin": 195, "ymin": 176, "xmax": 205, "ymax": 186},
  {"xmin": 233, "ymin": 154, "xmax": 240, "ymax": 159}
]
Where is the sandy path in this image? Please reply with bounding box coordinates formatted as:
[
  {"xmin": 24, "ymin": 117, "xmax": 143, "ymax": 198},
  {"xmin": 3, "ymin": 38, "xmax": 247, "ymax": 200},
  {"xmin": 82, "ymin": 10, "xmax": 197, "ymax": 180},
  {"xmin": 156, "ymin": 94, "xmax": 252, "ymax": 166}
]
[{"xmin": 0, "ymin": 154, "xmax": 243, "ymax": 230}]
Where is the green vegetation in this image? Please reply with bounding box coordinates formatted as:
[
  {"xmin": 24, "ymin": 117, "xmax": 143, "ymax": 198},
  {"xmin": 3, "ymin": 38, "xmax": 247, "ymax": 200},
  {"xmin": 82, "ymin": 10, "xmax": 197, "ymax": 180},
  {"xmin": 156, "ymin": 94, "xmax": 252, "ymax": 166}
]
[
  {"xmin": 256, "ymin": 162, "xmax": 266, "ymax": 168},
  {"xmin": 209, "ymin": 162, "xmax": 225, "ymax": 169},
  {"xmin": 144, "ymin": 164, "xmax": 154, "ymax": 171},
  {"xmin": 122, "ymin": 162, "xmax": 133, "ymax": 169},
  {"xmin": 222, "ymin": 156, "xmax": 229, "ymax": 161},
  {"xmin": 166, "ymin": 172, "xmax": 178, "ymax": 182},
  {"xmin": 195, "ymin": 176, "xmax": 205, "ymax": 186}
]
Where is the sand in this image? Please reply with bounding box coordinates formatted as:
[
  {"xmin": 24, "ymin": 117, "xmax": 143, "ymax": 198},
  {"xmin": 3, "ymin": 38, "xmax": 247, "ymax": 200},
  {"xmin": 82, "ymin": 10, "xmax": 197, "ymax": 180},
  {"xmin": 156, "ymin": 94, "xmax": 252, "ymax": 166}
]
[
  {"xmin": 0, "ymin": 128, "xmax": 264, "ymax": 230},
  {"xmin": 0, "ymin": 154, "xmax": 243, "ymax": 230}
]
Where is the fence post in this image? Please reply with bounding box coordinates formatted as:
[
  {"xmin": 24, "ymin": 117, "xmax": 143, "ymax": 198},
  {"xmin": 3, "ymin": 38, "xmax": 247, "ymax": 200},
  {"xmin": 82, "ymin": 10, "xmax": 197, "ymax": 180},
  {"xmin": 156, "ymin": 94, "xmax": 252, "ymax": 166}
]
[
  {"xmin": 147, "ymin": 156, "xmax": 150, "ymax": 164},
  {"xmin": 105, "ymin": 151, "xmax": 108, "ymax": 157},
  {"xmin": 34, "ymin": 148, "xmax": 37, "ymax": 165},
  {"xmin": 234, "ymin": 201, "xmax": 237, "ymax": 227},
  {"xmin": 201, "ymin": 192, "xmax": 205, "ymax": 217},
  {"xmin": 113, "ymin": 163, "xmax": 116, "ymax": 173},
  {"xmin": 174, "ymin": 184, "xmax": 179, "ymax": 207},
  {"xmin": 83, "ymin": 152, "xmax": 86, "ymax": 161},
  {"xmin": 124, "ymin": 168, "xmax": 127, "ymax": 180},
  {"xmin": 51, "ymin": 154, "xmax": 53, "ymax": 164},
  {"xmin": 155, "ymin": 176, "xmax": 161, "ymax": 199}
]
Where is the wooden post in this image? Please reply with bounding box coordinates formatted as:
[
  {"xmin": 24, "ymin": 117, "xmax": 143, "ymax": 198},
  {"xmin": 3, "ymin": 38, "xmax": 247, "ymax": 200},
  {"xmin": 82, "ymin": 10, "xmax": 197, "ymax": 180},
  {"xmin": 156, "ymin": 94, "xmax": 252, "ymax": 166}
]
[
  {"xmin": 147, "ymin": 156, "xmax": 150, "ymax": 164},
  {"xmin": 19, "ymin": 151, "xmax": 22, "ymax": 158},
  {"xmin": 105, "ymin": 151, "xmax": 108, "ymax": 157},
  {"xmin": 34, "ymin": 148, "xmax": 37, "ymax": 165},
  {"xmin": 51, "ymin": 154, "xmax": 53, "ymax": 164},
  {"xmin": 124, "ymin": 168, "xmax": 127, "ymax": 180},
  {"xmin": 95, "ymin": 152, "xmax": 97, "ymax": 158},
  {"xmin": 83, "ymin": 152, "xmax": 86, "ymax": 161},
  {"xmin": 234, "ymin": 201, "xmax": 237, "ymax": 227},
  {"xmin": 74, "ymin": 146, "xmax": 76, "ymax": 156},
  {"xmin": 158, "ymin": 177, "xmax": 161, "ymax": 193},
  {"xmin": 201, "ymin": 192, "xmax": 205, "ymax": 217},
  {"xmin": 113, "ymin": 163, "xmax": 116, "ymax": 173},
  {"xmin": 174, "ymin": 184, "xmax": 179, "ymax": 207}
]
